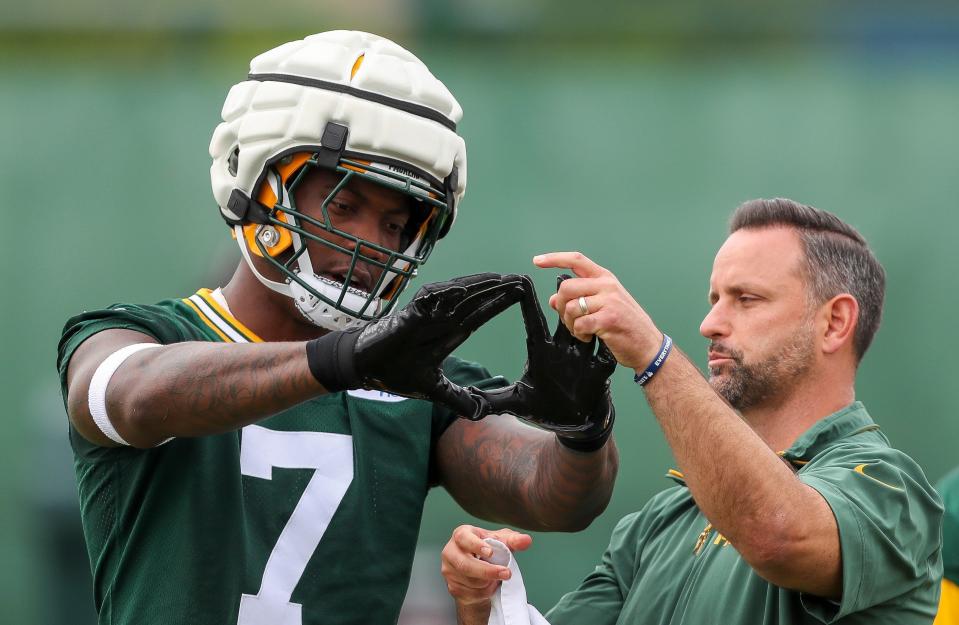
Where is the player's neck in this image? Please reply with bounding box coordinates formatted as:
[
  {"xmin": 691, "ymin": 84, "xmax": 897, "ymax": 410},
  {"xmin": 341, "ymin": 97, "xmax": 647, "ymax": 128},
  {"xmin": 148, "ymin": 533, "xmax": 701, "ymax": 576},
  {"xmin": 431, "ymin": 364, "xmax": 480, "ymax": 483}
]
[{"xmin": 220, "ymin": 263, "xmax": 331, "ymax": 343}]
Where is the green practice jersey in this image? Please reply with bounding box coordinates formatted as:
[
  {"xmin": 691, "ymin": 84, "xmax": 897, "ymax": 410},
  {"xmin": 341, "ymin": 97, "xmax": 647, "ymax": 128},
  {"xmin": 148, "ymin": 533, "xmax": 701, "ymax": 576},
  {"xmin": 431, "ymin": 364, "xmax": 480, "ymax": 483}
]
[
  {"xmin": 546, "ymin": 402, "xmax": 943, "ymax": 625},
  {"xmin": 57, "ymin": 288, "xmax": 505, "ymax": 625}
]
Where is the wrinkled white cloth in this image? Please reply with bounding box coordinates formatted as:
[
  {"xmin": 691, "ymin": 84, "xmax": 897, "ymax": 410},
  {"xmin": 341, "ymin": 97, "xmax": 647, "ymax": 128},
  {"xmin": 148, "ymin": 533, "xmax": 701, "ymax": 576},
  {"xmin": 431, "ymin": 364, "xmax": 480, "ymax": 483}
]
[{"xmin": 481, "ymin": 538, "xmax": 550, "ymax": 625}]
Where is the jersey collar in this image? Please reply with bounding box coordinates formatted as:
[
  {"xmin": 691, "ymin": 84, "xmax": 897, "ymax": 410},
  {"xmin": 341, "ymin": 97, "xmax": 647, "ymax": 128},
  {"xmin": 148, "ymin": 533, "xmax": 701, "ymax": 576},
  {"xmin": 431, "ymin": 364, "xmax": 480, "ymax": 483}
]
[
  {"xmin": 183, "ymin": 288, "xmax": 264, "ymax": 343},
  {"xmin": 780, "ymin": 401, "xmax": 880, "ymax": 464}
]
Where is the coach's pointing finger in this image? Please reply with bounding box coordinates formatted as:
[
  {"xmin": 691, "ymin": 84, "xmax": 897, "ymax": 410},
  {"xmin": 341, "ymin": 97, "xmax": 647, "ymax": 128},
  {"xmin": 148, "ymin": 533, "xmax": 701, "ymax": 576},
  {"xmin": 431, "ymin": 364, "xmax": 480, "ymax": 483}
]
[
  {"xmin": 533, "ymin": 252, "xmax": 664, "ymax": 370},
  {"xmin": 533, "ymin": 251, "xmax": 608, "ymax": 279}
]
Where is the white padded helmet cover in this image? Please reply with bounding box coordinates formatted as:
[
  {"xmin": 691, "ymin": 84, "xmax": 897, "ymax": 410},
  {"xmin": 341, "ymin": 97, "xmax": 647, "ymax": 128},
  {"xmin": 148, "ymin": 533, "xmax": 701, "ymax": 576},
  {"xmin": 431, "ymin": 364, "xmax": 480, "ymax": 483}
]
[{"xmin": 210, "ymin": 30, "xmax": 467, "ymax": 226}]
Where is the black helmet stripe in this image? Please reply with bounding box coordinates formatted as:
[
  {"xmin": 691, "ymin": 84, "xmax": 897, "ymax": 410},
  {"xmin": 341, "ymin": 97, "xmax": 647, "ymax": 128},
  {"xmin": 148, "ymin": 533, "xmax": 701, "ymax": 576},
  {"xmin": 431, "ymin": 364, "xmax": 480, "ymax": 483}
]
[{"xmin": 247, "ymin": 73, "xmax": 457, "ymax": 131}]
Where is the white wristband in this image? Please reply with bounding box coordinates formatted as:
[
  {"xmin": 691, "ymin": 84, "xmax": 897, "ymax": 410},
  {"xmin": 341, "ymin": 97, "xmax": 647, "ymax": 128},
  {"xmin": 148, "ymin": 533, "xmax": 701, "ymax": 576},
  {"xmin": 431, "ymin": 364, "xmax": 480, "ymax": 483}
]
[{"xmin": 87, "ymin": 343, "xmax": 161, "ymax": 445}]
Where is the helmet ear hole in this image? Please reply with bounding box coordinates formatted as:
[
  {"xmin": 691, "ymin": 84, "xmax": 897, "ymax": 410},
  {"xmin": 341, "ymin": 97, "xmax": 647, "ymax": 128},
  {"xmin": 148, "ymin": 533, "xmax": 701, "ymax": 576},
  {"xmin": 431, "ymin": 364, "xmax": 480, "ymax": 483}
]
[{"xmin": 228, "ymin": 147, "xmax": 240, "ymax": 177}]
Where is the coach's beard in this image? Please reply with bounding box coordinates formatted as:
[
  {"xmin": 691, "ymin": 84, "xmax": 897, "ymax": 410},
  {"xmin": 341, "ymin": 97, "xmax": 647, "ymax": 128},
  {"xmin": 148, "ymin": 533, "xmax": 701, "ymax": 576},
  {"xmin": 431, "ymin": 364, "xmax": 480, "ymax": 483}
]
[{"xmin": 708, "ymin": 334, "xmax": 814, "ymax": 412}]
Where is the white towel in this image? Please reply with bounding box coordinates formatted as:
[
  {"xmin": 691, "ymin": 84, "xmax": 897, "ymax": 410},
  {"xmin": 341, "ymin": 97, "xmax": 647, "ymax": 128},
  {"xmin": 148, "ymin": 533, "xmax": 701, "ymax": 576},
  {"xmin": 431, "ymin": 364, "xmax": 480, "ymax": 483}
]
[{"xmin": 481, "ymin": 539, "xmax": 550, "ymax": 625}]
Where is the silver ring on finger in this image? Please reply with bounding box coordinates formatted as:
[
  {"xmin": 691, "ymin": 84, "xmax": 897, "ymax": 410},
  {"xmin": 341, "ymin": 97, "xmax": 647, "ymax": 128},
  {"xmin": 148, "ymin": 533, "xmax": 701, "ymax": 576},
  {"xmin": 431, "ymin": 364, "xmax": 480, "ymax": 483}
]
[{"xmin": 578, "ymin": 296, "xmax": 590, "ymax": 316}]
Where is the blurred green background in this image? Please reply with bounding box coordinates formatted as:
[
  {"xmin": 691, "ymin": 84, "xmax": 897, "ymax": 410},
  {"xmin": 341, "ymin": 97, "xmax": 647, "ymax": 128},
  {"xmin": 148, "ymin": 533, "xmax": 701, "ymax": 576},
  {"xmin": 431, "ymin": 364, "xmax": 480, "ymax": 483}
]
[{"xmin": 2, "ymin": 1, "xmax": 958, "ymax": 622}]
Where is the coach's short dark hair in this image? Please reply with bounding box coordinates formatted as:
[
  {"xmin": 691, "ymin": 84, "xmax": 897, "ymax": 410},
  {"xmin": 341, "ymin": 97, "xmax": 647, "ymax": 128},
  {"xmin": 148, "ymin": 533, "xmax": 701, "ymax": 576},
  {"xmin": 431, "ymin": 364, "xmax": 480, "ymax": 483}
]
[{"xmin": 729, "ymin": 198, "xmax": 885, "ymax": 362}]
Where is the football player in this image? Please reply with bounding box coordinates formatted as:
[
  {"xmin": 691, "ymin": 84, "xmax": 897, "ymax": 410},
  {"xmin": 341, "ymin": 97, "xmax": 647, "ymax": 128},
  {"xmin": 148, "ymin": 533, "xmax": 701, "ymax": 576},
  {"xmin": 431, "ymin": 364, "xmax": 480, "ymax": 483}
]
[{"xmin": 57, "ymin": 31, "xmax": 618, "ymax": 625}]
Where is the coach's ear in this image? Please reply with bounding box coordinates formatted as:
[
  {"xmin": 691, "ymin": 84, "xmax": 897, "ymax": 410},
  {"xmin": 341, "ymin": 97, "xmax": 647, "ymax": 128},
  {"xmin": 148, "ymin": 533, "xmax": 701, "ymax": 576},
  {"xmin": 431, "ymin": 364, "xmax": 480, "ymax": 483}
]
[{"xmin": 820, "ymin": 293, "xmax": 857, "ymax": 356}]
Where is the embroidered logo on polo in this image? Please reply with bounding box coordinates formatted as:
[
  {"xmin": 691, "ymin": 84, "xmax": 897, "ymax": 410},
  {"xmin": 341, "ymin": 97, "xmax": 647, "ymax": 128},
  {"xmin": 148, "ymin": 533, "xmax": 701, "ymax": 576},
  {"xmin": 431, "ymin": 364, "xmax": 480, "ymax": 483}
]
[
  {"xmin": 853, "ymin": 463, "xmax": 903, "ymax": 491},
  {"xmin": 693, "ymin": 522, "xmax": 732, "ymax": 555}
]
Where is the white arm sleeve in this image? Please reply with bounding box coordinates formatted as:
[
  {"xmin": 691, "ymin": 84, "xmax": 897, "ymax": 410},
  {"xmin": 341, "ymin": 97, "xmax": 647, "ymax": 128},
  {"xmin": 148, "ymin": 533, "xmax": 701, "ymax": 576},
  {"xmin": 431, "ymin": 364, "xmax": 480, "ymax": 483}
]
[
  {"xmin": 87, "ymin": 343, "xmax": 162, "ymax": 446},
  {"xmin": 482, "ymin": 539, "xmax": 551, "ymax": 625}
]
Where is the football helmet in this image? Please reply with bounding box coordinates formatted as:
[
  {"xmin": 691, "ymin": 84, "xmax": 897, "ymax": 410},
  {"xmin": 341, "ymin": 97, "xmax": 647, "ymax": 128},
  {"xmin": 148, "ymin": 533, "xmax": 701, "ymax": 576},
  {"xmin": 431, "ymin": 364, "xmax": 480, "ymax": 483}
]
[{"xmin": 210, "ymin": 31, "xmax": 467, "ymax": 330}]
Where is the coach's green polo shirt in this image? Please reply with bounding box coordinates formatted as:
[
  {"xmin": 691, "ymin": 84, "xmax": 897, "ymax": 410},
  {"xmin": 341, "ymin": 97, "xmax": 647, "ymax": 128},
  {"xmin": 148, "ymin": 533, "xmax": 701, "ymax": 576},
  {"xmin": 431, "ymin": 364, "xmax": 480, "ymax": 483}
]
[
  {"xmin": 938, "ymin": 467, "xmax": 959, "ymax": 586},
  {"xmin": 546, "ymin": 402, "xmax": 943, "ymax": 625}
]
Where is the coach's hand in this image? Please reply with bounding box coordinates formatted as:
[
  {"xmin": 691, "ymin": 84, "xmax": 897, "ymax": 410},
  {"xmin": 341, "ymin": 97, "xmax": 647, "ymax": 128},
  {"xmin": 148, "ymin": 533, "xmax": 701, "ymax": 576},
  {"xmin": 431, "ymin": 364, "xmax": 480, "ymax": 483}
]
[
  {"xmin": 534, "ymin": 251, "xmax": 663, "ymax": 370},
  {"xmin": 472, "ymin": 275, "xmax": 617, "ymax": 451},
  {"xmin": 306, "ymin": 273, "xmax": 526, "ymax": 418},
  {"xmin": 441, "ymin": 525, "xmax": 532, "ymax": 610}
]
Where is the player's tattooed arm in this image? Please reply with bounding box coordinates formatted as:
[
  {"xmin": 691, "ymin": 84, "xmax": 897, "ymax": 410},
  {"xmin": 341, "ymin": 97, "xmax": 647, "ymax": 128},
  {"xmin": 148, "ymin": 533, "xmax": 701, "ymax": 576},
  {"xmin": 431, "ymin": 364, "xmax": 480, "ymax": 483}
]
[
  {"xmin": 65, "ymin": 328, "xmax": 324, "ymax": 448},
  {"xmin": 65, "ymin": 274, "xmax": 527, "ymax": 449},
  {"xmin": 435, "ymin": 415, "xmax": 618, "ymax": 531}
]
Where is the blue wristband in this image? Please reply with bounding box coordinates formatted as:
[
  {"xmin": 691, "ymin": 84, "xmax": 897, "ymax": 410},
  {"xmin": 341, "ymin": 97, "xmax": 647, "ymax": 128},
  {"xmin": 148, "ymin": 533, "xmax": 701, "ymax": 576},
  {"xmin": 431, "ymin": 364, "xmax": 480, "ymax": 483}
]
[{"xmin": 634, "ymin": 334, "xmax": 673, "ymax": 387}]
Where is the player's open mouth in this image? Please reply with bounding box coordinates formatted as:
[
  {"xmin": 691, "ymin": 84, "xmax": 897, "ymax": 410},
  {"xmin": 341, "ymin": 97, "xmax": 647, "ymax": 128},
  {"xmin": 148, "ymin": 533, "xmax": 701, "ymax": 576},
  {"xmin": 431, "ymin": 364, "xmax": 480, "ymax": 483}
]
[{"xmin": 324, "ymin": 271, "xmax": 372, "ymax": 294}]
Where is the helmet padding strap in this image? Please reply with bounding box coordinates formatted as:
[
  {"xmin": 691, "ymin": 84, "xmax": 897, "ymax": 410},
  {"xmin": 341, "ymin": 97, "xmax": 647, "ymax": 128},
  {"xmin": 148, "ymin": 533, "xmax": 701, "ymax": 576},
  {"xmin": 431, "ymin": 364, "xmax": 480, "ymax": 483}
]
[
  {"xmin": 317, "ymin": 122, "xmax": 349, "ymax": 170},
  {"xmin": 225, "ymin": 189, "xmax": 271, "ymax": 226}
]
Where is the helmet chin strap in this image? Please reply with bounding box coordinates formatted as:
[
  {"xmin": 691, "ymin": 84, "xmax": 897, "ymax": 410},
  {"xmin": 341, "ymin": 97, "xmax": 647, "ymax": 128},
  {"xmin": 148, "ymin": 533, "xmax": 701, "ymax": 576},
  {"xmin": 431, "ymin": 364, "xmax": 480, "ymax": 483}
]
[
  {"xmin": 287, "ymin": 222, "xmax": 380, "ymax": 330},
  {"xmin": 234, "ymin": 224, "xmax": 291, "ymax": 297}
]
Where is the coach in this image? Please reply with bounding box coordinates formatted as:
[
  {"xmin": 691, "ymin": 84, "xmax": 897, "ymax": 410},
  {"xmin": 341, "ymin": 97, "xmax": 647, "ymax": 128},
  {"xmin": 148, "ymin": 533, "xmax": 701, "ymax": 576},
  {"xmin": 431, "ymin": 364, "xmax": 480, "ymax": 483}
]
[{"xmin": 443, "ymin": 198, "xmax": 943, "ymax": 625}]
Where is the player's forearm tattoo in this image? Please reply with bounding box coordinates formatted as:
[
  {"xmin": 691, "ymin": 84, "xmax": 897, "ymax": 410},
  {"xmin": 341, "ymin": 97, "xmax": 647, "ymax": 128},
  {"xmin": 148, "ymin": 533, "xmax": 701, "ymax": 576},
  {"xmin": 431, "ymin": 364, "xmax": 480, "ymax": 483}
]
[
  {"xmin": 126, "ymin": 342, "xmax": 320, "ymax": 437},
  {"xmin": 440, "ymin": 419, "xmax": 618, "ymax": 530}
]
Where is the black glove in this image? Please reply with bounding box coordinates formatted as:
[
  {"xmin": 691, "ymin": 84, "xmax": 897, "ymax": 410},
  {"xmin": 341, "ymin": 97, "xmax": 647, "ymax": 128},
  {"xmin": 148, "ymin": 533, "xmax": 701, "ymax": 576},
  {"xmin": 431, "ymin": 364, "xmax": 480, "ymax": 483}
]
[
  {"xmin": 305, "ymin": 273, "xmax": 526, "ymax": 419},
  {"xmin": 472, "ymin": 275, "xmax": 617, "ymax": 452}
]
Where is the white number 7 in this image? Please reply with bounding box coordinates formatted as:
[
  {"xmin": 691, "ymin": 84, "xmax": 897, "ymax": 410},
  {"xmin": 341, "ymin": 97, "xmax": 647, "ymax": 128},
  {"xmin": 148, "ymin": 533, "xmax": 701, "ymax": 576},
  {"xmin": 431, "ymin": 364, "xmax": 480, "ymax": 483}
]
[{"xmin": 237, "ymin": 425, "xmax": 354, "ymax": 625}]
